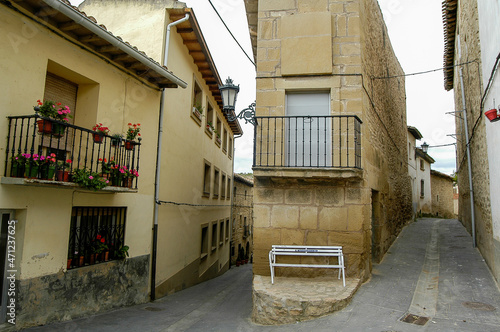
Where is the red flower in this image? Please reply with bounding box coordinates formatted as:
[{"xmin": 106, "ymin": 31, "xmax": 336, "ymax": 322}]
[
  {"xmin": 97, "ymin": 234, "xmax": 101, "ymax": 240},
  {"xmin": 101, "ymin": 238, "xmax": 105, "ymax": 243}
]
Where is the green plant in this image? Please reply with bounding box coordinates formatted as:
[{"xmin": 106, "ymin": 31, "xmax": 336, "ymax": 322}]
[
  {"xmin": 126, "ymin": 123, "xmax": 141, "ymax": 141},
  {"xmin": 193, "ymin": 101, "xmax": 203, "ymax": 114},
  {"xmin": 98, "ymin": 157, "xmax": 116, "ymax": 174},
  {"xmin": 92, "ymin": 123, "xmax": 110, "ymax": 135},
  {"xmin": 56, "ymin": 159, "xmax": 72, "ymax": 171},
  {"xmin": 115, "ymin": 245, "xmax": 129, "ymax": 259},
  {"xmin": 34, "ymin": 99, "xmax": 72, "ymax": 122},
  {"xmin": 72, "ymin": 168, "xmax": 109, "ymax": 191},
  {"xmin": 91, "ymin": 234, "xmax": 109, "ymax": 254},
  {"xmin": 10, "ymin": 153, "xmax": 27, "ymax": 166}
]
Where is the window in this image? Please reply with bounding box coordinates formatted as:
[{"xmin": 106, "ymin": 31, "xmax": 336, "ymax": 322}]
[
  {"xmin": 222, "ymin": 127, "xmax": 227, "ymax": 153},
  {"xmin": 215, "ymin": 117, "xmax": 222, "ymax": 146},
  {"xmin": 234, "ymin": 186, "xmax": 237, "ymax": 198},
  {"xmin": 219, "ymin": 221, "xmax": 224, "ymax": 246},
  {"xmin": 213, "ymin": 168, "xmax": 220, "ymax": 198},
  {"xmin": 201, "ymin": 225, "xmax": 208, "ymax": 259},
  {"xmin": 191, "ymin": 79, "xmax": 203, "ymax": 124},
  {"xmin": 211, "ymin": 222, "xmax": 217, "ymax": 251},
  {"xmin": 67, "ymin": 207, "xmax": 126, "ymax": 270},
  {"xmin": 221, "ymin": 173, "xmax": 226, "ymax": 198},
  {"xmin": 408, "ymin": 143, "xmax": 412, "ymax": 160},
  {"xmin": 286, "ymin": 92, "xmax": 331, "ymax": 166},
  {"xmin": 225, "ymin": 219, "xmax": 229, "ymax": 241},
  {"xmin": 203, "ymin": 161, "xmax": 211, "ymax": 197},
  {"xmin": 227, "ymin": 177, "xmax": 231, "ymax": 200},
  {"xmin": 420, "ymin": 159, "xmax": 425, "ymax": 171},
  {"xmin": 420, "ymin": 180, "xmax": 425, "ymax": 198},
  {"xmin": 206, "ymin": 102, "xmax": 214, "ymax": 137},
  {"xmin": 228, "ymin": 137, "xmax": 233, "ymax": 158}
]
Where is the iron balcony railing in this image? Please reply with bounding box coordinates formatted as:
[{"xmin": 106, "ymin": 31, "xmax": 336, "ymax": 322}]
[
  {"xmin": 253, "ymin": 115, "xmax": 362, "ymax": 168},
  {"xmin": 4, "ymin": 114, "xmax": 141, "ymax": 189}
]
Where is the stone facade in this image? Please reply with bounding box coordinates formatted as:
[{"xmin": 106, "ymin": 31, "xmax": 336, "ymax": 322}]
[
  {"xmin": 443, "ymin": 0, "xmax": 500, "ymax": 283},
  {"xmin": 246, "ymin": 0, "xmax": 412, "ymax": 290},
  {"xmin": 231, "ymin": 174, "xmax": 254, "ymax": 264},
  {"xmin": 431, "ymin": 170, "xmax": 455, "ymax": 219}
]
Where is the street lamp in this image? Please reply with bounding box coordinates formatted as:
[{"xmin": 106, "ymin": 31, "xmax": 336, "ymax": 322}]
[
  {"xmin": 219, "ymin": 77, "xmax": 257, "ymax": 126},
  {"xmin": 421, "ymin": 141, "xmax": 429, "ymax": 154}
]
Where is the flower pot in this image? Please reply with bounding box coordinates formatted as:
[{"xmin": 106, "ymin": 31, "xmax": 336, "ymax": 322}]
[
  {"xmin": 40, "ymin": 165, "xmax": 56, "ymax": 180},
  {"xmin": 123, "ymin": 177, "xmax": 133, "ymax": 188},
  {"xmin": 67, "ymin": 258, "xmax": 72, "ymax": 270},
  {"xmin": 89, "ymin": 253, "xmax": 97, "ymax": 265},
  {"xmin": 111, "ymin": 175, "xmax": 122, "ymax": 186},
  {"xmin": 102, "ymin": 251, "xmax": 109, "ymax": 261},
  {"xmin": 52, "ymin": 122, "xmax": 66, "ymax": 137},
  {"xmin": 37, "ymin": 119, "xmax": 53, "ymax": 134},
  {"xmin": 93, "ymin": 133, "xmax": 104, "ymax": 143},
  {"xmin": 125, "ymin": 141, "xmax": 135, "ymax": 150},
  {"xmin": 111, "ymin": 137, "xmax": 122, "ymax": 147},
  {"xmin": 78, "ymin": 256, "xmax": 84, "ymax": 267},
  {"xmin": 55, "ymin": 170, "xmax": 70, "ymax": 182},
  {"xmin": 24, "ymin": 165, "xmax": 39, "ymax": 178},
  {"xmin": 485, "ymin": 109, "xmax": 498, "ymax": 121},
  {"xmin": 11, "ymin": 163, "xmax": 25, "ymax": 177}
]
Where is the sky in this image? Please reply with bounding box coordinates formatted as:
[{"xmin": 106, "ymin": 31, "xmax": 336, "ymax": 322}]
[{"xmin": 70, "ymin": 0, "xmax": 456, "ymax": 175}]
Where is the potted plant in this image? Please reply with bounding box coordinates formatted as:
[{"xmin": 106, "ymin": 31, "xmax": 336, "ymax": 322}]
[
  {"xmin": 92, "ymin": 123, "xmax": 110, "ymax": 143},
  {"xmin": 214, "ymin": 130, "xmax": 221, "ymax": 144},
  {"xmin": 91, "ymin": 234, "xmax": 109, "ymax": 262},
  {"xmin": 485, "ymin": 108, "xmax": 499, "ymax": 121},
  {"xmin": 115, "ymin": 245, "xmax": 129, "ymax": 260},
  {"xmin": 206, "ymin": 121, "xmax": 214, "ymax": 134},
  {"xmin": 39, "ymin": 153, "xmax": 57, "ymax": 180},
  {"xmin": 125, "ymin": 123, "xmax": 141, "ymax": 150},
  {"xmin": 72, "ymin": 168, "xmax": 110, "ymax": 191},
  {"xmin": 10, "ymin": 153, "xmax": 27, "ymax": 177},
  {"xmin": 34, "ymin": 99, "xmax": 72, "ymax": 136},
  {"xmin": 111, "ymin": 133, "xmax": 123, "ymax": 147},
  {"xmin": 123, "ymin": 168, "xmax": 139, "ymax": 188},
  {"xmin": 55, "ymin": 159, "xmax": 72, "ymax": 181},
  {"xmin": 192, "ymin": 101, "xmax": 203, "ymax": 120},
  {"xmin": 22, "ymin": 153, "xmax": 44, "ymax": 178}
]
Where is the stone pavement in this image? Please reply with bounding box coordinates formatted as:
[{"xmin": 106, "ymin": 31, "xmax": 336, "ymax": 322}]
[{"xmin": 24, "ymin": 218, "xmax": 500, "ymax": 331}]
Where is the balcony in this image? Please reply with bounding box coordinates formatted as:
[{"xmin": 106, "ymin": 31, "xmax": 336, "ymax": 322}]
[
  {"xmin": 3, "ymin": 115, "xmax": 141, "ymax": 191},
  {"xmin": 253, "ymin": 115, "xmax": 362, "ymax": 170}
]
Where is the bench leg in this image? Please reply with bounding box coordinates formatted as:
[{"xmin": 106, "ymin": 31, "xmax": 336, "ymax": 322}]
[{"xmin": 269, "ymin": 252, "xmax": 274, "ymax": 284}]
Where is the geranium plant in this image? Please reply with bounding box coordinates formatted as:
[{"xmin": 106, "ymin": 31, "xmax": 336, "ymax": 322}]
[
  {"xmin": 56, "ymin": 159, "xmax": 72, "ymax": 171},
  {"xmin": 72, "ymin": 168, "xmax": 110, "ymax": 191},
  {"xmin": 92, "ymin": 123, "xmax": 110, "ymax": 135},
  {"xmin": 34, "ymin": 99, "xmax": 72, "ymax": 122},
  {"xmin": 91, "ymin": 234, "xmax": 109, "ymax": 254},
  {"xmin": 126, "ymin": 123, "xmax": 141, "ymax": 141},
  {"xmin": 99, "ymin": 157, "xmax": 115, "ymax": 175}
]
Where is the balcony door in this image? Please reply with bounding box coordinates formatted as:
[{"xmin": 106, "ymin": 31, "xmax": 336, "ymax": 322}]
[{"xmin": 285, "ymin": 92, "xmax": 331, "ymax": 167}]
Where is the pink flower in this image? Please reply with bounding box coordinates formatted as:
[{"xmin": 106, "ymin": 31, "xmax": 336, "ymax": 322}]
[{"xmin": 89, "ymin": 176, "xmax": 94, "ymax": 180}]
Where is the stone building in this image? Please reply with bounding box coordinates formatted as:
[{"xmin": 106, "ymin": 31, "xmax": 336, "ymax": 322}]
[
  {"xmin": 244, "ymin": 0, "xmax": 412, "ymax": 287},
  {"xmin": 231, "ymin": 173, "xmax": 254, "ymax": 265},
  {"xmin": 443, "ymin": 0, "xmax": 500, "ymax": 283},
  {"xmin": 431, "ymin": 170, "xmax": 455, "ymax": 219},
  {"xmin": 79, "ymin": 0, "xmax": 242, "ymax": 299}
]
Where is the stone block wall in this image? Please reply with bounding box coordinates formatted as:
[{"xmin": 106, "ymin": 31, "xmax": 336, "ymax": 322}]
[
  {"xmin": 232, "ymin": 174, "xmax": 254, "ymax": 264},
  {"xmin": 431, "ymin": 170, "xmax": 455, "ymax": 219},
  {"xmin": 253, "ymin": 173, "xmax": 369, "ymax": 278}
]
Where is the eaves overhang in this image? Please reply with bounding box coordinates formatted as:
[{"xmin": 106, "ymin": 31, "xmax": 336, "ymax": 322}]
[
  {"xmin": 4, "ymin": 0, "xmax": 187, "ymax": 89},
  {"xmin": 167, "ymin": 7, "xmax": 243, "ymax": 136},
  {"xmin": 442, "ymin": 0, "xmax": 458, "ymax": 91},
  {"xmin": 416, "ymin": 148, "xmax": 436, "ymax": 164},
  {"xmin": 408, "ymin": 126, "xmax": 423, "ymax": 140}
]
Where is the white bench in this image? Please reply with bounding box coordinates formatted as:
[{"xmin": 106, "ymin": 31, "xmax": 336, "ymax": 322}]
[{"xmin": 269, "ymin": 245, "xmax": 345, "ymax": 287}]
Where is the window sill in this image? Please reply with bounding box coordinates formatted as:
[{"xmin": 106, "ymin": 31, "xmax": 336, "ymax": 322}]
[
  {"xmin": 213, "ymin": 194, "xmax": 219, "ymax": 199},
  {"xmin": 1, "ymin": 177, "xmax": 137, "ymax": 193},
  {"xmin": 191, "ymin": 108, "xmax": 202, "ymax": 126},
  {"xmin": 205, "ymin": 127, "xmax": 214, "ymax": 138},
  {"xmin": 211, "ymin": 246, "xmax": 216, "ymax": 252},
  {"xmin": 200, "ymin": 253, "xmax": 208, "ymax": 260}
]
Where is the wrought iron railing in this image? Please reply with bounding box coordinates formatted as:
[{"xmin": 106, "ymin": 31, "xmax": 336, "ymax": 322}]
[
  {"xmin": 253, "ymin": 115, "xmax": 362, "ymax": 168},
  {"xmin": 4, "ymin": 114, "xmax": 141, "ymax": 189},
  {"xmin": 67, "ymin": 206, "xmax": 127, "ymax": 269}
]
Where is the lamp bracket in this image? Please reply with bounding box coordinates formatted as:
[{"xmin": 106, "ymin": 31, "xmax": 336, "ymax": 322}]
[{"xmin": 226, "ymin": 102, "xmax": 256, "ymax": 126}]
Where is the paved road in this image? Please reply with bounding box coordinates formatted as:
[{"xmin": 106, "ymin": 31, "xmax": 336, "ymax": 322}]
[{"xmin": 27, "ymin": 218, "xmax": 500, "ymax": 331}]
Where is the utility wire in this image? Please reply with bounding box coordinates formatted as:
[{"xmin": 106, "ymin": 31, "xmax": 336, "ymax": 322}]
[
  {"xmin": 208, "ymin": 0, "xmax": 256, "ymax": 68},
  {"xmin": 372, "ymin": 60, "xmax": 478, "ymax": 79},
  {"xmin": 157, "ymin": 200, "xmax": 251, "ymax": 208}
]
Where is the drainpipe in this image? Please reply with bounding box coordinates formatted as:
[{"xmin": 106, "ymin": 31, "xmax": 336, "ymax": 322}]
[
  {"xmin": 457, "ymin": 38, "xmax": 476, "ymax": 248},
  {"xmin": 151, "ymin": 13, "xmax": 190, "ymax": 301}
]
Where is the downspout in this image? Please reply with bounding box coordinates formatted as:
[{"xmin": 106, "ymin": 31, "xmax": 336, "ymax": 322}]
[
  {"xmin": 229, "ymin": 134, "xmax": 243, "ymax": 268},
  {"xmin": 151, "ymin": 13, "xmax": 190, "ymax": 301},
  {"xmin": 457, "ymin": 37, "xmax": 476, "ymax": 248}
]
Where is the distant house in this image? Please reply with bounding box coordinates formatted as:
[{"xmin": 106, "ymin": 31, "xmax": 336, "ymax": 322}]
[
  {"xmin": 431, "ymin": 170, "xmax": 455, "ymax": 219},
  {"xmin": 442, "ymin": 0, "xmax": 500, "ymax": 283},
  {"xmin": 231, "ymin": 174, "xmax": 253, "ymax": 265}
]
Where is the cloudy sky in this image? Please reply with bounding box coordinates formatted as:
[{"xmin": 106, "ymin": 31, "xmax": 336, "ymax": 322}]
[{"xmin": 71, "ymin": 0, "xmax": 456, "ymax": 175}]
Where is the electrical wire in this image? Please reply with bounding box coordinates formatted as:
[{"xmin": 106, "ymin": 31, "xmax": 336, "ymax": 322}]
[
  {"xmin": 207, "ymin": 0, "xmax": 256, "ymax": 68},
  {"xmin": 372, "ymin": 60, "xmax": 478, "ymax": 79},
  {"xmin": 157, "ymin": 200, "xmax": 251, "ymax": 208}
]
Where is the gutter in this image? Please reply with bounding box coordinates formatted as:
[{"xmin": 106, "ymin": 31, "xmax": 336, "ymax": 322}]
[{"xmin": 43, "ymin": 0, "xmax": 188, "ymax": 89}]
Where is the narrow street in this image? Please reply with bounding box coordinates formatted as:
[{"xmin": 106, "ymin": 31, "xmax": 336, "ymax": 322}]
[{"xmin": 26, "ymin": 218, "xmax": 500, "ymax": 332}]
